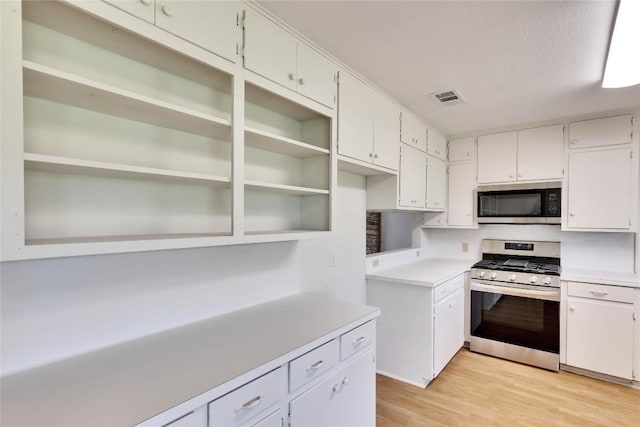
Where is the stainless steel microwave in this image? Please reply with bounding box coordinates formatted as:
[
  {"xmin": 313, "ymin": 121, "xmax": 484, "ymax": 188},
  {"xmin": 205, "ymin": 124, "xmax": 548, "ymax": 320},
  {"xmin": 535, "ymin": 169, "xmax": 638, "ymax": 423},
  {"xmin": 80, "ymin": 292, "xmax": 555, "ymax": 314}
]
[{"xmin": 476, "ymin": 183, "xmax": 561, "ymax": 224}]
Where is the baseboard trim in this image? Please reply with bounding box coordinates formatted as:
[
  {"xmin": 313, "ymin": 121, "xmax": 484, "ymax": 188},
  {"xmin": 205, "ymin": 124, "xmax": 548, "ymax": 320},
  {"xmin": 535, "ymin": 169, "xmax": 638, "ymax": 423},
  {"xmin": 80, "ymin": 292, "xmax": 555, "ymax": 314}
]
[
  {"xmin": 376, "ymin": 369, "xmax": 429, "ymax": 388},
  {"xmin": 560, "ymin": 364, "xmax": 639, "ymax": 389}
]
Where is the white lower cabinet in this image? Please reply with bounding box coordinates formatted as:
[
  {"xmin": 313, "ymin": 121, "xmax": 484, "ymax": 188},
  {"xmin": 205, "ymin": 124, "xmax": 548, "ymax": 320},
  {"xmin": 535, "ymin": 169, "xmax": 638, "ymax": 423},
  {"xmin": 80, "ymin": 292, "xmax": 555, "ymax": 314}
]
[
  {"xmin": 289, "ymin": 349, "xmax": 375, "ymax": 427},
  {"xmin": 367, "ymin": 273, "xmax": 465, "ymax": 387},
  {"xmin": 564, "ymin": 282, "xmax": 638, "ymax": 381},
  {"xmin": 147, "ymin": 319, "xmax": 378, "ymax": 427},
  {"xmin": 433, "ymin": 288, "xmax": 465, "ymax": 377}
]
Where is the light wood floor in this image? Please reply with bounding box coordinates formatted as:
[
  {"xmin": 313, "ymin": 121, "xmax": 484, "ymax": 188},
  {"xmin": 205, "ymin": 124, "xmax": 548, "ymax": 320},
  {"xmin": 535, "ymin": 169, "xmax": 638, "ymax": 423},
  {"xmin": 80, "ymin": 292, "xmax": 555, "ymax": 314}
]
[{"xmin": 377, "ymin": 348, "xmax": 640, "ymax": 426}]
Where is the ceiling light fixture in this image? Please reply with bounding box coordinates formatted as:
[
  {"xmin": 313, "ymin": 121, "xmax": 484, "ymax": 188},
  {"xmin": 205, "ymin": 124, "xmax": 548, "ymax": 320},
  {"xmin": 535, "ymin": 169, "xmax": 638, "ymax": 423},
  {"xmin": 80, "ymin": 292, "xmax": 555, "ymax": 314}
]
[{"xmin": 602, "ymin": 0, "xmax": 640, "ymax": 88}]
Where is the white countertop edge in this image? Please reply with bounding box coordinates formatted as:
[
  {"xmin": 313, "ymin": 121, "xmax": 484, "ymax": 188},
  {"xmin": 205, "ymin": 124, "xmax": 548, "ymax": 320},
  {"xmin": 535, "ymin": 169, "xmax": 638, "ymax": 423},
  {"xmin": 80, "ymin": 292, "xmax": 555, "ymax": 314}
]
[{"xmin": 366, "ymin": 258, "xmax": 471, "ymax": 288}]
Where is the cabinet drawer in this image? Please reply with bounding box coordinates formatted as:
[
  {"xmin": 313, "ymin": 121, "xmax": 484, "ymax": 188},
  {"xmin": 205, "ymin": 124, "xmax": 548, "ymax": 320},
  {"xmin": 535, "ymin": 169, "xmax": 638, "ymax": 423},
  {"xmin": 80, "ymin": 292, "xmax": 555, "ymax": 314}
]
[
  {"xmin": 434, "ymin": 273, "xmax": 465, "ymax": 303},
  {"xmin": 340, "ymin": 321, "xmax": 374, "ymax": 360},
  {"xmin": 289, "ymin": 339, "xmax": 339, "ymax": 392},
  {"xmin": 567, "ymin": 282, "xmax": 636, "ymax": 303},
  {"xmin": 209, "ymin": 368, "xmax": 285, "ymax": 427}
]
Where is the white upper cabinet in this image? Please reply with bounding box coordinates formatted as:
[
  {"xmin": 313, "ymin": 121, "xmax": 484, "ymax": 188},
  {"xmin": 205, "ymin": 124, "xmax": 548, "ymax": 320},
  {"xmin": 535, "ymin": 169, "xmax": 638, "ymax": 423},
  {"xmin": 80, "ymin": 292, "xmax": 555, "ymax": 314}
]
[
  {"xmin": 477, "ymin": 131, "xmax": 517, "ymax": 184},
  {"xmin": 566, "ymin": 148, "xmax": 632, "ymax": 230},
  {"xmin": 296, "ymin": 44, "xmax": 337, "ymax": 108},
  {"xmin": 517, "ymin": 124, "xmax": 564, "ymax": 181},
  {"xmin": 448, "ymin": 137, "xmax": 476, "ymax": 162},
  {"xmin": 104, "ymin": 0, "xmax": 155, "ymax": 23},
  {"xmin": 102, "ymin": 0, "xmax": 240, "ymax": 63},
  {"xmin": 338, "ymin": 71, "xmax": 398, "ymax": 171},
  {"xmin": 427, "ymin": 129, "xmax": 447, "ymax": 161},
  {"xmin": 447, "ymin": 161, "xmax": 475, "ymax": 226},
  {"xmin": 156, "ymin": 1, "xmax": 240, "ymax": 63},
  {"xmin": 426, "ymin": 156, "xmax": 446, "ymax": 210},
  {"xmin": 478, "ymin": 125, "xmax": 563, "ymax": 184},
  {"xmin": 243, "ymin": 9, "xmax": 297, "ymax": 91},
  {"xmin": 569, "ymin": 115, "xmax": 633, "ymax": 150},
  {"xmin": 399, "ymin": 144, "xmax": 426, "ymax": 208},
  {"xmin": 243, "ymin": 9, "xmax": 336, "ymax": 108},
  {"xmin": 565, "ymin": 114, "xmax": 637, "ymax": 232},
  {"xmin": 400, "ymin": 110, "xmax": 427, "ymax": 152},
  {"xmin": 372, "ymin": 92, "xmax": 401, "ymax": 171}
]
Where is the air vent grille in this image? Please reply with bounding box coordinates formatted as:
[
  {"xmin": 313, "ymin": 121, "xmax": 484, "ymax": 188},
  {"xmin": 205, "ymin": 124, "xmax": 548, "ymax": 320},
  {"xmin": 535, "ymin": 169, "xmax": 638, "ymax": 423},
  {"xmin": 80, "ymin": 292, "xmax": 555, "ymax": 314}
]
[{"xmin": 430, "ymin": 89, "xmax": 464, "ymax": 106}]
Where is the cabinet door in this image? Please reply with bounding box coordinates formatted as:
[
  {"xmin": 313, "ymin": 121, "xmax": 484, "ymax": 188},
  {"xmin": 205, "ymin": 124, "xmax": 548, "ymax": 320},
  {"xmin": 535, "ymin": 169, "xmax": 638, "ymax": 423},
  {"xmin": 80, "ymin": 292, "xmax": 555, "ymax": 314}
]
[
  {"xmin": 337, "ymin": 72, "xmax": 374, "ymax": 164},
  {"xmin": 400, "ymin": 111, "xmax": 426, "ymax": 152},
  {"xmin": 566, "ymin": 297, "xmax": 635, "ymax": 379},
  {"xmin": 104, "ymin": 0, "xmax": 155, "ymax": 23},
  {"xmin": 296, "ymin": 44, "xmax": 337, "ymax": 108},
  {"xmin": 244, "ymin": 9, "xmax": 297, "ymax": 90},
  {"xmin": 447, "ymin": 161, "xmax": 475, "ymax": 226},
  {"xmin": 156, "ymin": 1, "xmax": 239, "ymax": 62},
  {"xmin": 399, "ymin": 144, "xmax": 426, "ymax": 207},
  {"xmin": 426, "ymin": 155, "xmax": 446, "ymax": 210},
  {"xmin": 477, "ymin": 131, "xmax": 517, "ymax": 184},
  {"xmin": 567, "ymin": 148, "xmax": 632, "ymax": 229},
  {"xmin": 569, "ymin": 115, "xmax": 633, "ymax": 150},
  {"xmin": 372, "ymin": 94, "xmax": 400, "ymax": 171},
  {"xmin": 433, "ymin": 288, "xmax": 464, "ymax": 377},
  {"xmin": 427, "ymin": 129, "xmax": 447, "ymax": 161},
  {"xmin": 517, "ymin": 124, "xmax": 563, "ymax": 181},
  {"xmin": 289, "ymin": 350, "xmax": 375, "ymax": 427},
  {"xmin": 448, "ymin": 137, "xmax": 476, "ymax": 162}
]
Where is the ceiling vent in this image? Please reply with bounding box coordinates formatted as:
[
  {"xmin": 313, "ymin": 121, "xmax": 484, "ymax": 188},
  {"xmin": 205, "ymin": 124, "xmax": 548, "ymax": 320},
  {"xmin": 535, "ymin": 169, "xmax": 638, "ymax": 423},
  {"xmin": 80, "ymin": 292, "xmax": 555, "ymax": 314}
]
[{"xmin": 429, "ymin": 89, "xmax": 465, "ymax": 106}]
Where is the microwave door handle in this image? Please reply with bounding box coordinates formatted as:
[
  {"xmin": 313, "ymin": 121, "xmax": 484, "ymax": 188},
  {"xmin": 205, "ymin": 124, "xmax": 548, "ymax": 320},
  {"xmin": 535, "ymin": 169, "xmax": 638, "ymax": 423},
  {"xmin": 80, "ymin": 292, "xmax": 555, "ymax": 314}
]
[{"xmin": 470, "ymin": 281, "xmax": 560, "ymax": 302}]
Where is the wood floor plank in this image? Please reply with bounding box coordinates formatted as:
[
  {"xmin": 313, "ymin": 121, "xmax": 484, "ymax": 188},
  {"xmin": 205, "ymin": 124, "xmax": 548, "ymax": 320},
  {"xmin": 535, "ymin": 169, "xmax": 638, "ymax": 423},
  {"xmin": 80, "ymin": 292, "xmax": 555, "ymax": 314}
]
[{"xmin": 376, "ymin": 348, "xmax": 640, "ymax": 426}]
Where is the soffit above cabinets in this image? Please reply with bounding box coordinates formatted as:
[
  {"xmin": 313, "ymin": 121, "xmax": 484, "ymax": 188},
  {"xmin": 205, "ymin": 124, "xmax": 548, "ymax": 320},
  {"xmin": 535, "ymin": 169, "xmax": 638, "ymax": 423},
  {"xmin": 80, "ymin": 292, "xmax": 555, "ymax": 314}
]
[{"xmin": 259, "ymin": 0, "xmax": 640, "ymax": 135}]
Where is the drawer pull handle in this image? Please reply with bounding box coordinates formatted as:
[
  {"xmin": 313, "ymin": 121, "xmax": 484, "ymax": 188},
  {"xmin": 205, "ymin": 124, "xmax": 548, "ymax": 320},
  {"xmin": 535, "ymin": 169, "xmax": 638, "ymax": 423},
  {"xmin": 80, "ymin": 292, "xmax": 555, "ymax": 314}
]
[
  {"xmin": 306, "ymin": 360, "xmax": 325, "ymax": 371},
  {"xmin": 235, "ymin": 395, "xmax": 262, "ymax": 412},
  {"xmin": 590, "ymin": 291, "xmax": 608, "ymax": 297},
  {"xmin": 353, "ymin": 336, "xmax": 367, "ymax": 346}
]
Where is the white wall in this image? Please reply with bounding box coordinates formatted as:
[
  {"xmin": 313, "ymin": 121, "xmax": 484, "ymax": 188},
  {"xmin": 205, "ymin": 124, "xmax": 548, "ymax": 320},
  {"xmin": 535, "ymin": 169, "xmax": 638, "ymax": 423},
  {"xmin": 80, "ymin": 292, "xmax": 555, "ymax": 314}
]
[
  {"xmin": 380, "ymin": 212, "xmax": 414, "ymax": 252},
  {"xmin": 424, "ymin": 225, "xmax": 635, "ymax": 273},
  {"xmin": 0, "ymin": 241, "xmax": 301, "ymax": 376},
  {"xmin": 299, "ymin": 171, "xmax": 367, "ymax": 304}
]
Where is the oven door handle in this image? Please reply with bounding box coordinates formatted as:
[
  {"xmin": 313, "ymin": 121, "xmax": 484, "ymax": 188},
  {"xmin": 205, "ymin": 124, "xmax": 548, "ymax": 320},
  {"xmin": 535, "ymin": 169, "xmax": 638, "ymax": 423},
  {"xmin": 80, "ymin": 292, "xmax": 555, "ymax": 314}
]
[{"xmin": 470, "ymin": 281, "xmax": 560, "ymax": 302}]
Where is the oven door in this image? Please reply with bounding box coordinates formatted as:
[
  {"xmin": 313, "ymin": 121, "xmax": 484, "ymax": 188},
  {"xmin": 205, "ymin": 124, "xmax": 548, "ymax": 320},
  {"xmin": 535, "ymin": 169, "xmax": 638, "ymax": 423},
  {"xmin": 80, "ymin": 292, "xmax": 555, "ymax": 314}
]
[{"xmin": 470, "ymin": 280, "xmax": 560, "ymax": 359}]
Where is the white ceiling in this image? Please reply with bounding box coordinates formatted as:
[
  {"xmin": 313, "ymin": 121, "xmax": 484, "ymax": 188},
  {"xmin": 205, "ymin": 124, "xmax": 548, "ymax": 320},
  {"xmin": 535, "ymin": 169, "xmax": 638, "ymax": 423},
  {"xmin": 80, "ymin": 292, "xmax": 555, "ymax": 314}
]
[{"xmin": 259, "ymin": 0, "xmax": 640, "ymax": 135}]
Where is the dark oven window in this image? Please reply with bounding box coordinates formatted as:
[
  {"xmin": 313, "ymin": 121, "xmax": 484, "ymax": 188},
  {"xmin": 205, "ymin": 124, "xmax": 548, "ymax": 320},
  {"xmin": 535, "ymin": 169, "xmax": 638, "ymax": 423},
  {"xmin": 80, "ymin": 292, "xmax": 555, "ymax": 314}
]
[{"xmin": 470, "ymin": 290, "xmax": 559, "ymax": 353}]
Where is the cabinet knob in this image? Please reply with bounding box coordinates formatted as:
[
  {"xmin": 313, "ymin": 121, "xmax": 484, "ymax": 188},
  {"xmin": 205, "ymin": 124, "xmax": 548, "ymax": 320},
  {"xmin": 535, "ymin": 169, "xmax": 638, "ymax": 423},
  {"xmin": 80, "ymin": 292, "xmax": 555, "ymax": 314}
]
[
  {"xmin": 332, "ymin": 383, "xmax": 342, "ymax": 393},
  {"xmin": 570, "ymin": 213, "xmax": 575, "ymax": 217},
  {"xmin": 466, "ymin": 152, "xmax": 470, "ymax": 157},
  {"xmin": 342, "ymin": 376, "xmax": 349, "ymax": 386},
  {"xmin": 436, "ymin": 149, "xmax": 440, "ymax": 154},
  {"xmin": 569, "ymin": 306, "xmax": 575, "ymax": 312},
  {"xmin": 369, "ymin": 152, "xmax": 373, "ymax": 158},
  {"xmin": 288, "ymin": 73, "xmax": 295, "ymax": 81},
  {"xmin": 374, "ymin": 153, "xmax": 378, "ymax": 159},
  {"xmin": 571, "ymin": 139, "xmax": 578, "ymax": 145},
  {"xmin": 298, "ymin": 78, "xmax": 305, "ymax": 85},
  {"xmin": 518, "ymin": 174, "xmax": 523, "ymax": 178},
  {"xmin": 509, "ymin": 175, "xmax": 514, "ymax": 178},
  {"xmin": 161, "ymin": 4, "xmax": 173, "ymax": 16},
  {"xmin": 140, "ymin": 0, "xmax": 152, "ymax": 4}
]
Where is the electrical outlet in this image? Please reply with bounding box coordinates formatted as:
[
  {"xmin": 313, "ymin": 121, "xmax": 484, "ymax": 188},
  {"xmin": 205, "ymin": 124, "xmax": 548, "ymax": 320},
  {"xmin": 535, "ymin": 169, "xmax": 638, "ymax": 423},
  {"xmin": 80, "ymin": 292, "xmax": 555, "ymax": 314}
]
[
  {"xmin": 372, "ymin": 258, "xmax": 380, "ymax": 268},
  {"xmin": 462, "ymin": 242, "xmax": 469, "ymax": 253},
  {"xmin": 329, "ymin": 253, "xmax": 336, "ymax": 267}
]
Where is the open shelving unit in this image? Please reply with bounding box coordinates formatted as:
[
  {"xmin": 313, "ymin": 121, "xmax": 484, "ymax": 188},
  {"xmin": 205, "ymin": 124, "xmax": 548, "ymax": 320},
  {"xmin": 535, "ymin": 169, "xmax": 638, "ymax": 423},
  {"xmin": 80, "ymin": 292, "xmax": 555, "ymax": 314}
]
[
  {"xmin": 19, "ymin": 1, "xmax": 234, "ymax": 252},
  {"xmin": 244, "ymin": 83, "xmax": 332, "ymax": 234}
]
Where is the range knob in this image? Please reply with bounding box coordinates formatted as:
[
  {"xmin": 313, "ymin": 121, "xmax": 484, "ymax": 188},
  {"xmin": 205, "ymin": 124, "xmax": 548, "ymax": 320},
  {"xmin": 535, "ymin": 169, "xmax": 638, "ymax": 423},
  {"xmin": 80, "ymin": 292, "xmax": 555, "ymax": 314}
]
[
  {"xmin": 478, "ymin": 271, "xmax": 486, "ymax": 278},
  {"xmin": 508, "ymin": 274, "xmax": 517, "ymax": 282},
  {"xmin": 529, "ymin": 275, "xmax": 538, "ymax": 284},
  {"xmin": 490, "ymin": 272, "xmax": 497, "ymax": 280},
  {"xmin": 543, "ymin": 277, "xmax": 552, "ymax": 285}
]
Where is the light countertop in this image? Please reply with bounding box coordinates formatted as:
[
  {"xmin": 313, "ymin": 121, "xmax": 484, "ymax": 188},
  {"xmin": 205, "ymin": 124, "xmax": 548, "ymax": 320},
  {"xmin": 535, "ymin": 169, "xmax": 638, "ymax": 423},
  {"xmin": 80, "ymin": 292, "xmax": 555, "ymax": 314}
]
[
  {"xmin": 366, "ymin": 258, "xmax": 472, "ymax": 287},
  {"xmin": 0, "ymin": 293, "xmax": 380, "ymax": 427}
]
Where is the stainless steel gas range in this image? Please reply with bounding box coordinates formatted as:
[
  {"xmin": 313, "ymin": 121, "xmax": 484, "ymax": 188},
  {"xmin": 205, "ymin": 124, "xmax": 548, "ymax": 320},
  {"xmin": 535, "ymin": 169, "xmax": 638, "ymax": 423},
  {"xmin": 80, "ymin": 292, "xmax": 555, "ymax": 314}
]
[{"xmin": 470, "ymin": 239, "xmax": 561, "ymax": 371}]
